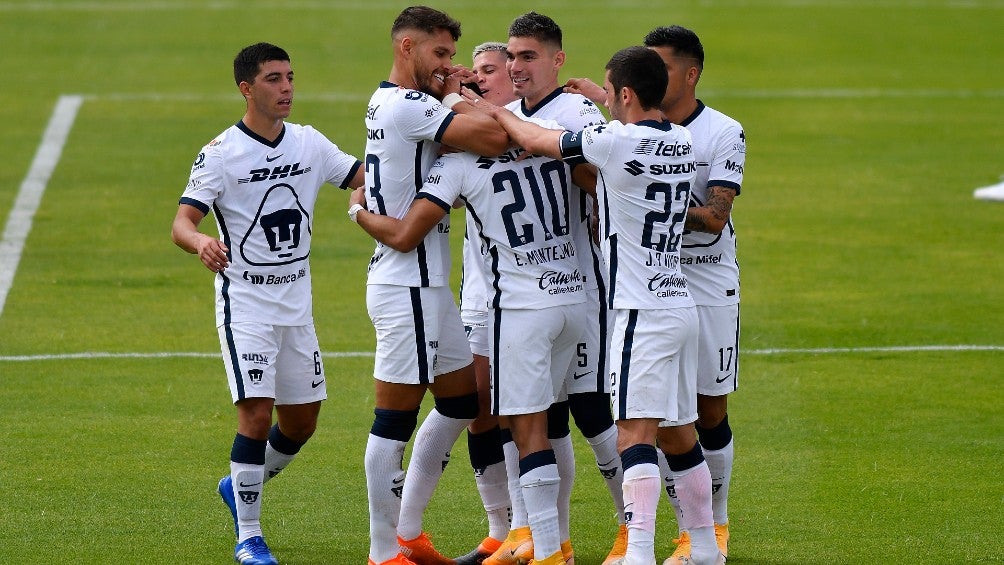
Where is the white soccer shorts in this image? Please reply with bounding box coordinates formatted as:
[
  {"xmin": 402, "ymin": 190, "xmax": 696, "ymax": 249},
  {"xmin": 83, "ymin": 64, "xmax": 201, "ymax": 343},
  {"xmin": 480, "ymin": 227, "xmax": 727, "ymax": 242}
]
[
  {"xmin": 219, "ymin": 322, "xmax": 327, "ymax": 405},
  {"xmin": 462, "ymin": 309, "xmax": 490, "ymax": 358},
  {"xmin": 695, "ymin": 304, "xmax": 740, "ymax": 396},
  {"xmin": 367, "ymin": 284, "xmax": 473, "ymax": 384},
  {"xmin": 563, "ymin": 289, "xmax": 609, "ymax": 396}
]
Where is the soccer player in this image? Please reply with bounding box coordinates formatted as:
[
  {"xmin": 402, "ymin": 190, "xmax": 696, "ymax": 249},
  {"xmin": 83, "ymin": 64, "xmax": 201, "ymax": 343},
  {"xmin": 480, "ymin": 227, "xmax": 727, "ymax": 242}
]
[
  {"xmin": 496, "ymin": 12, "xmax": 627, "ymax": 565},
  {"xmin": 453, "ymin": 41, "xmax": 517, "ymax": 565},
  {"xmin": 171, "ymin": 42, "xmax": 364, "ymax": 565},
  {"xmin": 357, "ymin": 7, "xmax": 509, "ymax": 565},
  {"xmin": 348, "ymin": 88, "xmax": 588, "ymax": 565},
  {"xmin": 471, "ymin": 44, "xmax": 725, "ymax": 565},
  {"xmin": 566, "ymin": 27, "xmax": 746, "ymax": 562}
]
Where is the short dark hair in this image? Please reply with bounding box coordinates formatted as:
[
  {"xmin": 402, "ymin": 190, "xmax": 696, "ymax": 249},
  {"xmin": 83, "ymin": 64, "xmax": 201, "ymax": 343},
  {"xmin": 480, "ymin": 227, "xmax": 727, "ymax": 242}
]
[
  {"xmin": 392, "ymin": 5, "xmax": 461, "ymax": 41},
  {"xmin": 508, "ymin": 11, "xmax": 562, "ymax": 49},
  {"xmin": 605, "ymin": 46, "xmax": 668, "ymax": 111},
  {"xmin": 643, "ymin": 25, "xmax": 704, "ymax": 70},
  {"xmin": 233, "ymin": 42, "xmax": 289, "ymax": 86}
]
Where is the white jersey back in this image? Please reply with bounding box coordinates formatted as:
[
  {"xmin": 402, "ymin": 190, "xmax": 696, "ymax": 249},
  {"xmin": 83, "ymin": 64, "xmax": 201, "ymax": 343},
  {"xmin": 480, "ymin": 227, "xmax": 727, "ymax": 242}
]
[
  {"xmin": 363, "ymin": 82, "xmax": 456, "ymax": 287},
  {"xmin": 419, "ymin": 148, "xmax": 585, "ymax": 311},
  {"xmin": 507, "ymin": 88, "xmax": 606, "ymax": 293},
  {"xmin": 459, "ymin": 213, "xmax": 489, "ymax": 317},
  {"xmin": 679, "ymin": 101, "xmax": 745, "ymax": 305},
  {"xmin": 180, "ymin": 121, "xmax": 361, "ymax": 327},
  {"xmin": 560, "ymin": 119, "xmax": 696, "ymax": 310}
]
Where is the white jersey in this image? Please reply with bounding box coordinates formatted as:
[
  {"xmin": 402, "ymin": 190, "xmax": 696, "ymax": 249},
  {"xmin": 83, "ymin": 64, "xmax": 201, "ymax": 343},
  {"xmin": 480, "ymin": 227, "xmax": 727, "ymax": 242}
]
[
  {"xmin": 180, "ymin": 121, "xmax": 361, "ymax": 327},
  {"xmin": 419, "ymin": 147, "xmax": 585, "ymax": 311},
  {"xmin": 459, "ymin": 213, "xmax": 489, "ymax": 317},
  {"xmin": 679, "ymin": 101, "xmax": 745, "ymax": 306},
  {"xmin": 363, "ymin": 82, "xmax": 456, "ymax": 287},
  {"xmin": 560, "ymin": 119, "xmax": 697, "ymax": 310},
  {"xmin": 508, "ymin": 88, "xmax": 606, "ymax": 293}
]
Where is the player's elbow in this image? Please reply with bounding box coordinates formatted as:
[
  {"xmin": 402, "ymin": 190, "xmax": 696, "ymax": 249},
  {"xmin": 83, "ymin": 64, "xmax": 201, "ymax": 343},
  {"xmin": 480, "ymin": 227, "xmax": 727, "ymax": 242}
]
[{"xmin": 383, "ymin": 234, "xmax": 421, "ymax": 253}]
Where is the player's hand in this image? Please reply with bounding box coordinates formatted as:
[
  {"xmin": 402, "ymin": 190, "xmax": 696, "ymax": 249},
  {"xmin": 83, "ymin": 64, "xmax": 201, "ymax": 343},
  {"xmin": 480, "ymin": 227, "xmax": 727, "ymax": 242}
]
[
  {"xmin": 349, "ymin": 186, "xmax": 367, "ymax": 208},
  {"xmin": 461, "ymin": 90, "xmax": 499, "ymax": 118},
  {"xmin": 563, "ymin": 78, "xmax": 605, "ymax": 105},
  {"xmin": 442, "ymin": 64, "xmax": 474, "ymax": 95},
  {"xmin": 195, "ymin": 235, "xmax": 229, "ymax": 273}
]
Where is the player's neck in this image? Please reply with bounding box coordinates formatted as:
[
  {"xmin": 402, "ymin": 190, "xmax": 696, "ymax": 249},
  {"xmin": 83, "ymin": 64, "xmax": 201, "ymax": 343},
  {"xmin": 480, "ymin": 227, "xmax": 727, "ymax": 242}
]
[
  {"xmin": 388, "ymin": 63, "xmax": 419, "ymax": 91},
  {"xmin": 242, "ymin": 112, "xmax": 285, "ymax": 143},
  {"xmin": 522, "ymin": 81, "xmax": 560, "ymax": 110},
  {"xmin": 663, "ymin": 96, "xmax": 699, "ymax": 126}
]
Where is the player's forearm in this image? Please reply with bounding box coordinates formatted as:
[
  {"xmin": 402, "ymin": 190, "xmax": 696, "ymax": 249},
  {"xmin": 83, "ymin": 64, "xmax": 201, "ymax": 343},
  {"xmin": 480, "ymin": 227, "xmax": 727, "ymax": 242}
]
[
  {"xmin": 453, "ymin": 111, "xmax": 510, "ymax": 156},
  {"xmin": 355, "ymin": 211, "xmax": 421, "ymax": 253},
  {"xmin": 685, "ymin": 186, "xmax": 735, "ymax": 234},
  {"xmin": 496, "ymin": 111, "xmax": 563, "ymax": 160}
]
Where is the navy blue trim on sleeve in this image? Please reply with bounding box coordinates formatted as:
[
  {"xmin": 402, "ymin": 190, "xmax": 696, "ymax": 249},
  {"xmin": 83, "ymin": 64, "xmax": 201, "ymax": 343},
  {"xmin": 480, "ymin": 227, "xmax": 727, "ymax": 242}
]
[
  {"xmin": 709, "ymin": 180, "xmax": 741, "ymax": 195},
  {"xmin": 558, "ymin": 130, "xmax": 587, "ymax": 167},
  {"xmin": 416, "ymin": 192, "xmax": 452, "ymax": 213},
  {"xmin": 178, "ymin": 197, "xmax": 210, "ymax": 215},
  {"xmin": 433, "ymin": 112, "xmax": 456, "ymax": 143},
  {"xmin": 339, "ymin": 160, "xmax": 363, "ymax": 189}
]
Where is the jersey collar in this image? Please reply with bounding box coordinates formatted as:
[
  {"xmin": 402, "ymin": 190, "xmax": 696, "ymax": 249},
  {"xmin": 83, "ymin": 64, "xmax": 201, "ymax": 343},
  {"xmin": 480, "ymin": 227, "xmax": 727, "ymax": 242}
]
[
  {"xmin": 636, "ymin": 119, "xmax": 674, "ymax": 131},
  {"xmin": 236, "ymin": 120, "xmax": 285, "ymax": 149},
  {"xmin": 520, "ymin": 86, "xmax": 564, "ymax": 116},
  {"xmin": 679, "ymin": 99, "xmax": 706, "ymax": 127}
]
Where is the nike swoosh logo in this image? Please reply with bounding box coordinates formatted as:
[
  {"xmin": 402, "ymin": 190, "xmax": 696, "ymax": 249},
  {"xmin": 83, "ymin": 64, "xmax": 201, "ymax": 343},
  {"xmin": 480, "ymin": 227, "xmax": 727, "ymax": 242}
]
[
  {"xmin": 311, "ymin": 379, "xmax": 325, "ymax": 388},
  {"xmin": 238, "ymin": 481, "xmax": 262, "ymax": 488},
  {"xmin": 598, "ymin": 458, "xmax": 616, "ymax": 467},
  {"xmin": 715, "ymin": 374, "xmax": 733, "ymax": 384},
  {"xmin": 391, "ymin": 477, "xmax": 406, "ymax": 485},
  {"xmin": 266, "ymin": 153, "xmax": 283, "ymax": 162},
  {"xmin": 573, "ymin": 371, "xmax": 592, "ymax": 379}
]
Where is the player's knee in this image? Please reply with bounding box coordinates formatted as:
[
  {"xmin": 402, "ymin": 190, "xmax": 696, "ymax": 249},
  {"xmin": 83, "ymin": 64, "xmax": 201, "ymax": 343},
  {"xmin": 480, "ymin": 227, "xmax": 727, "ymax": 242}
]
[
  {"xmin": 546, "ymin": 401, "xmax": 571, "ymax": 439},
  {"xmin": 696, "ymin": 394, "xmax": 728, "ymax": 427},
  {"xmin": 569, "ymin": 391, "xmax": 614, "ymax": 438},
  {"xmin": 434, "ymin": 392, "xmax": 479, "ymax": 420},
  {"xmin": 370, "ymin": 407, "xmax": 420, "ymax": 442},
  {"xmin": 696, "ymin": 413, "xmax": 732, "ymax": 451}
]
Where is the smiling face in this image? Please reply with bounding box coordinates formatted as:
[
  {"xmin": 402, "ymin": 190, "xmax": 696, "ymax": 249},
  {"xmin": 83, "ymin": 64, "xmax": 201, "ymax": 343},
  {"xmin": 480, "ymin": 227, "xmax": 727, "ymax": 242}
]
[
  {"xmin": 505, "ymin": 35, "xmax": 564, "ymax": 107},
  {"xmin": 473, "ymin": 49, "xmax": 515, "ymax": 106},
  {"xmin": 241, "ymin": 59, "xmax": 293, "ymax": 122},
  {"xmin": 407, "ymin": 27, "xmax": 458, "ymax": 97}
]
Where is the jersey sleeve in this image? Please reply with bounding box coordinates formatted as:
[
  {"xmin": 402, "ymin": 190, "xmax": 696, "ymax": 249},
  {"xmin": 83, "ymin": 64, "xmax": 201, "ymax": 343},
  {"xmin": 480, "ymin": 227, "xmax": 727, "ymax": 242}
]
[
  {"xmin": 393, "ymin": 90, "xmax": 456, "ymax": 144},
  {"xmin": 309, "ymin": 126, "xmax": 362, "ymax": 189},
  {"xmin": 707, "ymin": 122, "xmax": 745, "ymax": 195},
  {"xmin": 561, "ymin": 123, "xmax": 614, "ymax": 170},
  {"xmin": 178, "ymin": 142, "xmax": 224, "ymax": 214},
  {"xmin": 417, "ymin": 154, "xmax": 466, "ymax": 212}
]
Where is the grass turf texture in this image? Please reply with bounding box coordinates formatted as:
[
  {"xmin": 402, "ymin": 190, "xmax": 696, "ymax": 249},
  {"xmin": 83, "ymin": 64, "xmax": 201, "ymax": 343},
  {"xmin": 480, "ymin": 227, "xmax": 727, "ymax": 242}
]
[{"xmin": 1, "ymin": 1, "xmax": 1002, "ymax": 563}]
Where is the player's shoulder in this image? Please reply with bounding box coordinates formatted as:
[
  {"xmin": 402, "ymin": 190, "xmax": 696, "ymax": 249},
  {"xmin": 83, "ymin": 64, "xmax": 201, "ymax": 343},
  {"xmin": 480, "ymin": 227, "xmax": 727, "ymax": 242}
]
[
  {"xmin": 556, "ymin": 91, "xmax": 606, "ymax": 120},
  {"xmin": 695, "ymin": 102, "xmax": 743, "ymax": 133}
]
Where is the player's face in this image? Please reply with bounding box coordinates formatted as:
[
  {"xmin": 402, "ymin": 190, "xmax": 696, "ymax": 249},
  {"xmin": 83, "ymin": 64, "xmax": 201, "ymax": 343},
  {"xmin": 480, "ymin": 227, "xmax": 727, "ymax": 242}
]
[
  {"xmin": 648, "ymin": 46, "xmax": 695, "ymax": 114},
  {"xmin": 602, "ymin": 72, "xmax": 625, "ymax": 123},
  {"xmin": 411, "ymin": 28, "xmax": 457, "ymax": 97},
  {"xmin": 473, "ymin": 50, "xmax": 516, "ymax": 106},
  {"xmin": 245, "ymin": 60, "xmax": 294, "ymax": 121},
  {"xmin": 506, "ymin": 36, "xmax": 563, "ymax": 106}
]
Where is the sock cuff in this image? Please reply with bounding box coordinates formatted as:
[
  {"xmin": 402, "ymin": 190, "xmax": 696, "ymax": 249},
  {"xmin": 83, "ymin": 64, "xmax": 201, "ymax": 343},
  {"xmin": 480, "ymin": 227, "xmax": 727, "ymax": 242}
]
[
  {"xmin": 519, "ymin": 449, "xmax": 557, "ymax": 476},
  {"xmin": 666, "ymin": 441, "xmax": 706, "ymax": 473},
  {"xmin": 621, "ymin": 443, "xmax": 658, "ymax": 471},
  {"xmin": 370, "ymin": 407, "xmax": 420, "ymax": 442},
  {"xmin": 500, "ymin": 427, "xmax": 514, "ymax": 444},
  {"xmin": 435, "ymin": 392, "xmax": 480, "ymax": 420},
  {"xmin": 231, "ymin": 433, "xmax": 267, "ymax": 465},
  {"xmin": 546, "ymin": 401, "xmax": 571, "ymax": 438},
  {"xmin": 696, "ymin": 414, "xmax": 732, "ymax": 451},
  {"xmin": 468, "ymin": 426, "xmax": 505, "ymax": 468},
  {"xmin": 569, "ymin": 392, "xmax": 615, "ymax": 438},
  {"xmin": 268, "ymin": 424, "xmax": 304, "ymax": 455}
]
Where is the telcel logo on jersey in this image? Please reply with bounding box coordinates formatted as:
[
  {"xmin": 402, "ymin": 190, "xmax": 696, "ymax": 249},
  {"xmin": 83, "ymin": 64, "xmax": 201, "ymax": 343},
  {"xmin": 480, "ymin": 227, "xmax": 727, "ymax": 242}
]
[{"xmin": 647, "ymin": 272, "xmax": 689, "ymax": 298}]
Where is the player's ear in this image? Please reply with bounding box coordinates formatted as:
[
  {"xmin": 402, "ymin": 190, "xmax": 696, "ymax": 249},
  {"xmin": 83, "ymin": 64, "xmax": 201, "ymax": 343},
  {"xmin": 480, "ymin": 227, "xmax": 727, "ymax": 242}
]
[
  {"xmin": 238, "ymin": 81, "xmax": 253, "ymax": 99},
  {"xmin": 554, "ymin": 49, "xmax": 566, "ymax": 70}
]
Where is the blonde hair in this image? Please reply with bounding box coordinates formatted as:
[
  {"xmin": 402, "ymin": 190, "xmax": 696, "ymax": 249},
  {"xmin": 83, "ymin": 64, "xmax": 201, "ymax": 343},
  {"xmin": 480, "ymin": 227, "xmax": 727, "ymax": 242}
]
[{"xmin": 472, "ymin": 41, "xmax": 507, "ymax": 61}]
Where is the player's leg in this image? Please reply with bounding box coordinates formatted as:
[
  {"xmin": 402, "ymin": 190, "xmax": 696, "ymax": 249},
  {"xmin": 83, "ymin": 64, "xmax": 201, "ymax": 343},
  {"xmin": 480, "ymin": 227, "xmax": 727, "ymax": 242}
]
[
  {"xmin": 616, "ymin": 419, "xmax": 661, "ymax": 565},
  {"xmin": 365, "ymin": 284, "xmax": 432, "ymax": 565},
  {"xmin": 693, "ymin": 304, "xmax": 739, "ymax": 558},
  {"xmin": 546, "ymin": 400, "xmax": 574, "ymax": 560},
  {"xmin": 398, "ymin": 286, "xmax": 477, "ymax": 563}
]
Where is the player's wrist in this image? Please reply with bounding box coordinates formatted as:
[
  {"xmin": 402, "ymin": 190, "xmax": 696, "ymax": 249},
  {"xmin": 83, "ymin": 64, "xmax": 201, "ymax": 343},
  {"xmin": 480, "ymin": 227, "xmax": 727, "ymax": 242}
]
[
  {"xmin": 441, "ymin": 92, "xmax": 464, "ymax": 109},
  {"xmin": 348, "ymin": 203, "xmax": 365, "ymax": 223}
]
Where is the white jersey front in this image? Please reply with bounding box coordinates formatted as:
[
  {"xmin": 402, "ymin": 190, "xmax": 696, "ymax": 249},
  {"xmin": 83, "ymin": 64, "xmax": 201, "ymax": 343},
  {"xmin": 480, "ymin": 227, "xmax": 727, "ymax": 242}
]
[
  {"xmin": 560, "ymin": 119, "xmax": 697, "ymax": 310},
  {"xmin": 363, "ymin": 82, "xmax": 456, "ymax": 287},
  {"xmin": 180, "ymin": 121, "xmax": 361, "ymax": 327},
  {"xmin": 679, "ymin": 101, "xmax": 745, "ymax": 306},
  {"xmin": 508, "ymin": 88, "xmax": 606, "ymax": 293},
  {"xmin": 419, "ymin": 148, "xmax": 585, "ymax": 311}
]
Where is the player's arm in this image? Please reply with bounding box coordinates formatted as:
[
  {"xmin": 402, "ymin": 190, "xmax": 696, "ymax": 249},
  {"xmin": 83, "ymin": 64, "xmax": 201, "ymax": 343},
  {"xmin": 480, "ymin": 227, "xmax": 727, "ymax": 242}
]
[
  {"xmin": 171, "ymin": 203, "xmax": 229, "ymax": 273},
  {"xmin": 685, "ymin": 185, "xmax": 736, "ymax": 234},
  {"xmin": 348, "ymin": 188, "xmax": 448, "ymax": 253},
  {"xmin": 473, "ymin": 99, "xmax": 565, "ymax": 160},
  {"xmin": 563, "ymin": 77, "xmax": 606, "ymax": 106},
  {"xmin": 571, "ymin": 163, "xmax": 597, "ymax": 196}
]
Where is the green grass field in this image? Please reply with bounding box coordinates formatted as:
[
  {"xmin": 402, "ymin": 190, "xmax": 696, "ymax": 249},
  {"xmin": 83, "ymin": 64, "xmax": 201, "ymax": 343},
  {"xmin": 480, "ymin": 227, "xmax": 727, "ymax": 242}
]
[{"xmin": 2, "ymin": 1, "xmax": 1002, "ymax": 563}]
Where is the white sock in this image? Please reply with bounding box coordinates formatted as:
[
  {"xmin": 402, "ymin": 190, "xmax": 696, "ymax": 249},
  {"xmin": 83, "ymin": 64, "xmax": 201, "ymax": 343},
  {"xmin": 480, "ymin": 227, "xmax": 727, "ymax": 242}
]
[
  {"xmin": 657, "ymin": 448, "xmax": 684, "ymax": 533},
  {"xmin": 674, "ymin": 461, "xmax": 716, "ymax": 563},
  {"xmin": 622, "ymin": 462, "xmax": 660, "ymax": 564},
  {"xmin": 586, "ymin": 425, "xmax": 625, "ymax": 522},
  {"xmin": 475, "ymin": 460, "xmax": 511, "ymax": 540},
  {"xmin": 703, "ymin": 439, "xmax": 734, "ymax": 525},
  {"xmin": 398, "ymin": 408, "xmax": 472, "ymax": 541},
  {"xmin": 503, "ymin": 438, "xmax": 529, "ymax": 529},
  {"xmin": 520, "ymin": 462, "xmax": 561, "ymax": 560},
  {"xmin": 365, "ymin": 433, "xmax": 407, "ymax": 563},
  {"xmin": 231, "ymin": 461, "xmax": 265, "ymax": 543},
  {"xmin": 263, "ymin": 443, "xmax": 295, "ymax": 484},
  {"xmin": 550, "ymin": 433, "xmax": 575, "ymax": 542}
]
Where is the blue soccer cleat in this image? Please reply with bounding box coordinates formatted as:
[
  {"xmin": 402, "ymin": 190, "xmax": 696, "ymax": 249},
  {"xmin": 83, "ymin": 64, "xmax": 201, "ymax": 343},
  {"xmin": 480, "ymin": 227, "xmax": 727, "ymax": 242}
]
[
  {"xmin": 218, "ymin": 475, "xmax": 238, "ymax": 536},
  {"xmin": 234, "ymin": 535, "xmax": 278, "ymax": 565}
]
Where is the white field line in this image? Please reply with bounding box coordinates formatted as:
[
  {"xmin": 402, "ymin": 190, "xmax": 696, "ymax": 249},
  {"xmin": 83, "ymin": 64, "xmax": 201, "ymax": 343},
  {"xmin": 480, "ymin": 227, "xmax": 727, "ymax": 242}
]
[
  {"xmin": 1, "ymin": 345, "xmax": 1002, "ymax": 362},
  {"xmin": 0, "ymin": 95, "xmax": 83, "ymax": 319}
]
